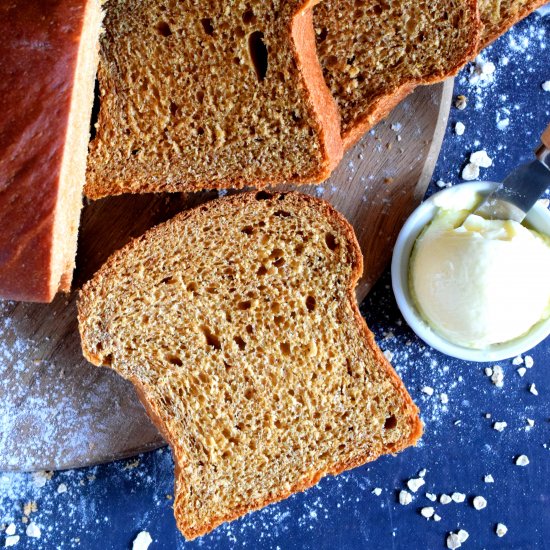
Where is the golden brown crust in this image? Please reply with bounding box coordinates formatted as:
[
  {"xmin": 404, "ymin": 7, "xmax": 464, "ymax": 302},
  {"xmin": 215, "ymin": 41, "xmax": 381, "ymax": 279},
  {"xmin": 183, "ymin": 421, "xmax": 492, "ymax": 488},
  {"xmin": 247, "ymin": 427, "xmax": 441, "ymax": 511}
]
[
  {"xmin": 479, "ymin": 0, "xmax": 547, "ymax": 48},
  {"xmin": 290, "ymin": 3, "xmax": 343, "ymax": 178},
  {"xmin": 78, "ymin": 191, "xmax": 421, "ymax": 540},
  {"xmin": 0, "ymin": 0, "xmax": 102, "ymax": 302}
]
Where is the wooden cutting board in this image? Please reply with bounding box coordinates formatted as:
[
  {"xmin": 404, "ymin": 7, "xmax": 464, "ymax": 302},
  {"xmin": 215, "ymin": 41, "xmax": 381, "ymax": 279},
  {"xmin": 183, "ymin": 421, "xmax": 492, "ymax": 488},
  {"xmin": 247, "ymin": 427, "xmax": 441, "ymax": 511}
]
[{"xmin": 0, "ymin": 80, "xmax": 453, "ymax": 472}]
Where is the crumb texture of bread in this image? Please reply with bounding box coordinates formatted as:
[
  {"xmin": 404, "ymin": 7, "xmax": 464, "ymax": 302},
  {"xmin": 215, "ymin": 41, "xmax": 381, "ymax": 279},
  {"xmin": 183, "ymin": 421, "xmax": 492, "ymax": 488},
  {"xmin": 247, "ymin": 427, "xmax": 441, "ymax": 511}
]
[
  {"xmin": 314, "ymin": 0, "xmax": 479, "ymax": 147},
  {"xmin": 78, "ymin": 192, "xmax": 421, "ymax": 539},
  {"xmin": 0, "ymin": 0, "xmax": 102, "ymax": 302},
  {"xmin": 85, "ymin": 0, "xmax": 343, "ymax": 199},
  {"xmin": 479, "ymin": 0, "xmax": 547, "ymax": 47}
]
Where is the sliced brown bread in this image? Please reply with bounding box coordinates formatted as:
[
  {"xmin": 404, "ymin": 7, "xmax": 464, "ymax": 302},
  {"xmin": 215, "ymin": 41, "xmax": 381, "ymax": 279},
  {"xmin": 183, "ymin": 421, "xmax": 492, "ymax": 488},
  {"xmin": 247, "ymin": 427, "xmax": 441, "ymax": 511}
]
[
  {"xmin": 479, "ymin": 0, "xmax": 548, "ymax": 47},
  {"xmin": 314, "ymin": 0, "xmax": 480, "ymax": 149},
  {"xmin": 0, "ymin": 0, "xmax": 102, "ymax": 302},
  {"xmin": 77, "ymin": 191, "xmax": 422, "ymax": 539},
  {"xmin": 85, "ymin": 1, "xmax": 343, "ymax": 199}
]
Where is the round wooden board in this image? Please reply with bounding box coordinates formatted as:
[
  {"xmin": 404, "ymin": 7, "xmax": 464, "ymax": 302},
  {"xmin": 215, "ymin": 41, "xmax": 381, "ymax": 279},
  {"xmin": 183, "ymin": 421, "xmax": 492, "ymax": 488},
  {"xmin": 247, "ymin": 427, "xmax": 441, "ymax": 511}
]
[{"xmin": 0, "ymin": 80, "xmax": 453, "ymax": 472}]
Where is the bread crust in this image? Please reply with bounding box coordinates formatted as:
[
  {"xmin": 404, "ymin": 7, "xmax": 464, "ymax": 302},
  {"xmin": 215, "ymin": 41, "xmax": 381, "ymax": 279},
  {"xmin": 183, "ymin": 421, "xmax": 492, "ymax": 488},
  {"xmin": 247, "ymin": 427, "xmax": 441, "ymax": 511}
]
[
  {"xmin": 0, "ymin": 0, "xmax": 101, "ymax": 302},
  {"xmin": 479, "ymin": 0, "xmax": 548, "ymax": 48},
  {"xmin": 290, "ymin": 2, "xmax": 343, "ymax": 180},
  {"xmin": 78, "ymin": 191, "xmax": 422, "ymax": 540}
]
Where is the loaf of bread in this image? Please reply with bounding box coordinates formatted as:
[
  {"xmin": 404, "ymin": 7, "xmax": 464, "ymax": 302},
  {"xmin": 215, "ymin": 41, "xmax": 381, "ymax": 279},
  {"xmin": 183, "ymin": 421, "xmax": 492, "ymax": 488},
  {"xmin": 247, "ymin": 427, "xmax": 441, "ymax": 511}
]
[
  {"xmin": 78, "ymin": 191, "xmax": 422, "ymax": 539},
  {"xmin": 314, "ymin": 0, "xmax": 480, "ymax": 148},
  {"xmin": 479, "ymin": 0, "xmax": 548, "ymax": 47},
  {"xmin": 0, "ymin": 0, "xmax": 103, "ymax": 302},
  {"xmin": 85, "ymin": 0, "xmax": 343, "ymax": 199}
]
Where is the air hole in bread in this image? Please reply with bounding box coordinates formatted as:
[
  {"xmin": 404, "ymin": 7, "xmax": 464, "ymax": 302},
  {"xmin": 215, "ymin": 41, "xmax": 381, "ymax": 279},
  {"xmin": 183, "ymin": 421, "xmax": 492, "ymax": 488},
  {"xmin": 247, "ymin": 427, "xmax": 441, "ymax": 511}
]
[
  {"xmin": 234, "ymin": 335, "xmax": 246, "ymax": 350},
  {"xmin": 223, "ymin": 361, "xmax": 233, "ymax": 371},
  {"xmin": 102, "ymin": 353, "xmax": 113, "ymax": 366},
  {"xmin": 255, "ymin": 191, "xmax": 272, "ymax": 201},
  {"xmin": 201, "ymin": 18, "xmax": 214, "ymax": 35},
  {"xmin": 169, "ymin": 101, "xmax": 178, "ymax": 116},
  {"xmin": 238, "ymin": 300, "xmax": 252, "ymax": 310},
  {"xmin": 273, "ymin": 257, "xmax": 285, "ymax": 267},
  {"xmin": 246, "ymin": 324, "xmax": 253, "ymax": 334},
  {"xmin": 201, "ymin": 326, "xmax": 221, "ymax": 350},
  {"xmin": 242, "ymin": 9, "xmax": 256, "ymax": 24},
  {"xmin": 156, "ymin": 21, "xmax": 172, "ymax": 37},
  {"xmin": 244, "ymin": 388, "xmax": 254, "ymax": 400},
  {"xmin": 90, "ymin": 79, "xmax": 100, "ymax": 140},
  {"xmin": 295, "ymin": 244, "xmax": 304, "ymax": 255},
  {"xmin": 325, "ymin": 233, "xmax": 338, "ymax": 251},
  {"xmin": 257, "ymin": 264, "xmax": 267, "ymax": 276},
  {"xmin": 187, "ymin": 282, "xmax": 198, "ymax": 293},
  {"xmin": 241, "ymin": 225, "xmax": 254, "ymax": 235},
  {"xmin": 384, "ymin": 414, "xmax": 397, "ymax": 430},
  {"xmin": 166, "ymin": 354, "xmax": 183, "ymax": 367},
  {"xmin": 305, "ymin": 295, "xmax": 316, "ymax": 311},
  {"xmin": 248, "ymin": 31, "xmax": 268, "ymax": 81},
  {"xmin": 317, "ymin": 27, "xmax": 328, "ymax": 42},
  {"xmin": 131, "ymin": 148, "xmax": 140, "ymax": 156},
  {"xmin": 197, "ymin": 127, "xmax": 205, "ymax": 136},
  {"xmin": 160, "ymin": 276, "xmax": 176, "ymax": 285},
  {"xmin": 280, "ymin": 342, "xmax": 290, "ymax": 356},
  {"xmin": 273, "ymin": 210, "xmax": 291, "ymax": 218}
]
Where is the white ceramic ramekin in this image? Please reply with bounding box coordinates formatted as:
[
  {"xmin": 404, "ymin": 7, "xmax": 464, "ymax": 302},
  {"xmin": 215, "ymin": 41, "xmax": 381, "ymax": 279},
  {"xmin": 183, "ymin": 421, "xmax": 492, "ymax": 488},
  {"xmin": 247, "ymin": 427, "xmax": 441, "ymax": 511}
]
[{"xmin": 391, "ymin": 181, "xmax": 550, "ymax": 362}]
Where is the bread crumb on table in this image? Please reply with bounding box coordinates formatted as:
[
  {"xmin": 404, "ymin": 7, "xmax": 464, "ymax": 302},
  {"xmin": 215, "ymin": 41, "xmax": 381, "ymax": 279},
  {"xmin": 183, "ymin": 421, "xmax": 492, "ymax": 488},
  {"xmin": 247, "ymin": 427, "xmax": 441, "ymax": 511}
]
[
  {"xmin": 462, "ymin": 162, "xmax": 480, "ymax": 181},
  {"xmin": 407, "ymin": 478, "xmax": 425, "ymax": 493},
  {"xmin": 399, "ymin": 490, "xmax": 412, "ymax": 505},
  {"xmin": 451, "ymin": 492, "xmax": 466, "ymax": 503},
  {"xmin": 455, "ymin": 122, "xmax": 465, "ymax": 135},
  {"xmin": 515, "ymin": 455, "xmax": 530, "ymax": 466},
  {"xmin": 455, "ymin": 95, "xmax": 468, "ymax": 110},
  {"xmin": 542, "ymin": 81, "xmax": 550, "ymax": 92},
  {"xmin": 496, "ymin": 523, "xmax": 508, "ymax": 537},
  {"xmin": 26, "ymin": 522, "xmax": 41, "ymax": 539},
  {"xmin": 420, "ymin": 507, "xmax": 434, "ymax": 519},
  {"xmin": 132, "ymin": 531, "xmax": 153, "ymax": 550},
  {"xmin": 472, "ymin": 496, "xmax": 487, "ymax": 510},
  {"xmin": 484, "ymin": 474, "xmax": 494, "ymax": 483},
  {"xmin": 470, "ymin": 150, "xmax": 493, "ymax": 168},
  {"xmin": 529, "ymin": 384, "xmax": 538, "ymax": 396},
  {"xmin": 440, "ymin": 494, "xmax": 452, "ymax": 505},
  {"xmin": 493, "ymin": 421, "xmax": 507, "ymax": 432},
  {"xmin": 5, "ymin": 535, "xmax": 20, "ymax": 547}
]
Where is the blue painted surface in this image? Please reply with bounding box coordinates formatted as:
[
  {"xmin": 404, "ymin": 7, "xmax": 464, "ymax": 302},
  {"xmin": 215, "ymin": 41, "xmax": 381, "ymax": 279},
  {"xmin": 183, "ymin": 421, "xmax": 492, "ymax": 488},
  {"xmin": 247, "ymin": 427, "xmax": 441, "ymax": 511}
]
[{"xmin": 1, "ymin": 11, "xmax": 550, "ymax": 550}]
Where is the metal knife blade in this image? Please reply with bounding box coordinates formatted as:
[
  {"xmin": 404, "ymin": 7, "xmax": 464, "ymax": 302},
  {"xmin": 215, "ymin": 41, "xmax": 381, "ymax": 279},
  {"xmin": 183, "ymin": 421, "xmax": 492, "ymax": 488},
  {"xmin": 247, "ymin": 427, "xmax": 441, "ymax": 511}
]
[{"xmin": 474, "ymin": 160, "xmax": 550, "ymax": 222}]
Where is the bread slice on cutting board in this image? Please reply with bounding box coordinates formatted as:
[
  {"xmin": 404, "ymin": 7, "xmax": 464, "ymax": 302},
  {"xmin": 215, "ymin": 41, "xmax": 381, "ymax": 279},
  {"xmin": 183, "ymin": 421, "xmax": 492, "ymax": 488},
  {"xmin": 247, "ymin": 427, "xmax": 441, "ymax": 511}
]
[
  {"xmin": 479, "ymin": 0, "xmax": 548, "ymax": 47},
  {"xmin": 85, "ymin": 0, "xmax": 343, "ymax": 199},
  {"xmin": 0, "ymin": 0, "xmax": 103, "ymax": 302},
  {"xmin": 77, "ymin": 191, "xmax": 422, "ymax": 539},
  {"xmin": 314, "ymin": 0, "xmax": 480, "ymax": 149}
]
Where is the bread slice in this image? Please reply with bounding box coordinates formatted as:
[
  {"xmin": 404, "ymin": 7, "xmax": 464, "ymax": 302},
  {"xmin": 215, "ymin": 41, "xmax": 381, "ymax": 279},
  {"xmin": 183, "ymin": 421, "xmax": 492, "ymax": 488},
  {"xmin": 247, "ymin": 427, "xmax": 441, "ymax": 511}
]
[
  {"xmin": 0, "ymin": 0, "xmax": 103, "ymax": 302},
  {"xmin": 84, "ymin": 1, "xmax": 343, "ymax": 199},
  {"xmin": 314, "ymin": 0, "xmax": 480, "ymax": 149},
  {"xmin": 479, "ymin": 0, "xmax": 547, "ymax": 47},
  {"xmin": 78, "ymin": 191, "xmax": 422, "ymax": 539}
]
